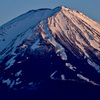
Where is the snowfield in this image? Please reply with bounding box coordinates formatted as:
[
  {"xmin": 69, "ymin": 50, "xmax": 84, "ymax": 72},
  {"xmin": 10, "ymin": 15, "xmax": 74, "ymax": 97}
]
[{"xmin": 0, "ymin": 6, "xmax": 100, "ymax": 89}]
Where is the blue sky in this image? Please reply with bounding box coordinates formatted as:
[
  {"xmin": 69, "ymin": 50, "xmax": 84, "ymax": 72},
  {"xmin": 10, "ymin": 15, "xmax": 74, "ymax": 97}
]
[{"xmin": 0, "ymin": 0, "xmax": 100, "ymax": 26}]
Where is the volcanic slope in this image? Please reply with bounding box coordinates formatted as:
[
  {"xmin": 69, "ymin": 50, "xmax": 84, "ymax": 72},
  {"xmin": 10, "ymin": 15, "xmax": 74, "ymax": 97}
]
[{"xmin": 0, "ymin": 6, "xmax": 100, "ymax": 89}]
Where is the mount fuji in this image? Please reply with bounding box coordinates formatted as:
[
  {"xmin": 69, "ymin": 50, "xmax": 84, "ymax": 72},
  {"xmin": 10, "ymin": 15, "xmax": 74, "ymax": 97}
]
[{"xmin": 0, "ymin": 6, "xmax": 100, "ymax": 100}]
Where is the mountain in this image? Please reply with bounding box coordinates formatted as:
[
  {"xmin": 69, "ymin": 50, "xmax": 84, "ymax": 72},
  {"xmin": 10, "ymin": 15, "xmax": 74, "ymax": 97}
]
[{"xmin": 0, "ymin": 6, "xmax": 100, "ymax": 99}]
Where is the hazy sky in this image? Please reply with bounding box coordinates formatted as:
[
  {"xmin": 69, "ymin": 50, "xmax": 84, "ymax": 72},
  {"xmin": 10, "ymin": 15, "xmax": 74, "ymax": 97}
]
[{"xmin": 0, "ymin": 0, "xmax": 100, "ymax": 26}]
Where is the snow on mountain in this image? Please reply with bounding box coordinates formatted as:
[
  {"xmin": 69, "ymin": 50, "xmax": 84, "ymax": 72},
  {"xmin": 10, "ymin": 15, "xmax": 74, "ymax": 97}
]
[
  {"xmin": 0, "ymin": 6, "xmax": 100, "ymax": 89},
  {"xmin": 0, "ymin": 7, "xmax": 61, "ymax": 52}
]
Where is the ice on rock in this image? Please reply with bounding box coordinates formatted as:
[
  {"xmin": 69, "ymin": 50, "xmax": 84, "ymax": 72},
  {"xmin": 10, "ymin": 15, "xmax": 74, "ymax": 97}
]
[
  {"xmin": 40, "ymin": 20, "xmax": 67, "ymax": 61},
  {"xmin": 77, "ymin": 74, "xmax": 89, "ymax": 82},
  {"xmin": 65, "ymin": 63, "xmax": 76, "ymax": 71}
]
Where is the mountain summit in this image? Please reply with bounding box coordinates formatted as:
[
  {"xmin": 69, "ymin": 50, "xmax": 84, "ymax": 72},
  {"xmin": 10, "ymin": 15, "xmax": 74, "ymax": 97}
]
[{"xmin": 0, "ymin": 6, "xmax": 100, "ymax": 90}]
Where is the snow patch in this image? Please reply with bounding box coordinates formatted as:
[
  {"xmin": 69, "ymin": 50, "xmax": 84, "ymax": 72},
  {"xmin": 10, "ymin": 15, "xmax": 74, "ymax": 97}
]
[
  {"xmin": 15, "ymin": 70, "xmax": 22, "ymax": 76},
  {"xmin": 40, "ymin": 20, "xmax": 67, "ymax": 60},
  {"xmin": 50, "ymin": 71, "xmax": 57, "ymax": 79},
  {"xmin": 77, "ymin": 74, "xmax": 89, "ymax": 82},
  {"xmin": 2, "ymin": 78, "xmax": 11, "ymax": 86},
  {"xmin": 28, "ymin": 82, "xmax": 34, "ymax": 85},
  {"xmin": 17, "ymin": 61, "xmax": 22, "ymax": 64},
  {"xmin": 10, "ymin": 80, "xmax": 15, "ymax": 88},
  {"xmin": 65, "ymin": 63, "xmax": 76, "ymax": 71},
  {"xmin": 16, "ymin": 78, "xmax": 20, "ymax": 81},
  {"xmin": 31, "ymin": 39, "xmax": 40, "ymax": 50},
  {"xmin": 61, "ymin": 74, "xmax": 65, "ymax": 80},
  {"xmin": 77, "ymin": 74, "xmax": 100, "ymax": 86},
  {"xmin": 15, "ymin": 81, "xmax": 22, "ymax": 85},
  {"xmin": 5, "ymin": 56, "xmax": 16, "ymax": 70},
  {"xmin": 87, "ymin": 58, "xmax": 100, "ymax": 73}
]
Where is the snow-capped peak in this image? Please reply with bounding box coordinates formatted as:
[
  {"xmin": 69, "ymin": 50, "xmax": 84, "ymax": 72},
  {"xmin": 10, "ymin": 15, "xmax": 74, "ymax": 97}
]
[
  {"xmin": 0, "ymin": 5, "xmax": 100, "ymax": 64},
  {"xmin": 0, "ymin": 6, "xmax": 100, "ymax": 89},
  {"xmin": 61, "ymin": 6, "xmax": 69, "ymax": 10}
]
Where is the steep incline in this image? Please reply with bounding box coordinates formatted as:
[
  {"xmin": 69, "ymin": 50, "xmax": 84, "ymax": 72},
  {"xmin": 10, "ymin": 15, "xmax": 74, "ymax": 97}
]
[
  {"xmin": 0, "ymin": 7, "xmax": 62, "ymax": 52},
  {"xmin": 0, "ymin": 6, "xmax": 100, "ymax": 89},
  {"xmin": 47, "ymin": 6, "xmax": 100, "ymax": 58},
  {"xmin": 38, "ymin": 6, "xmax": 100, "ymax": 72}
]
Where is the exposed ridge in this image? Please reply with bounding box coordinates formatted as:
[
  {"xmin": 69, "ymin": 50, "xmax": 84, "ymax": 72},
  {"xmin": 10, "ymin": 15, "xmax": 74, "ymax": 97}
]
[{"xmin": 0, "ymin": 6, "xmax": 63, "ymax": 28}]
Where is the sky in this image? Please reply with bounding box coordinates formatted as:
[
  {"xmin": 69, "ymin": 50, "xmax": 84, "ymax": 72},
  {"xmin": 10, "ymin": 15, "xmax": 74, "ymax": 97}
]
[{"xmin": 0, "ymin": 0, "xmax": 100, "ymax": 26}]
